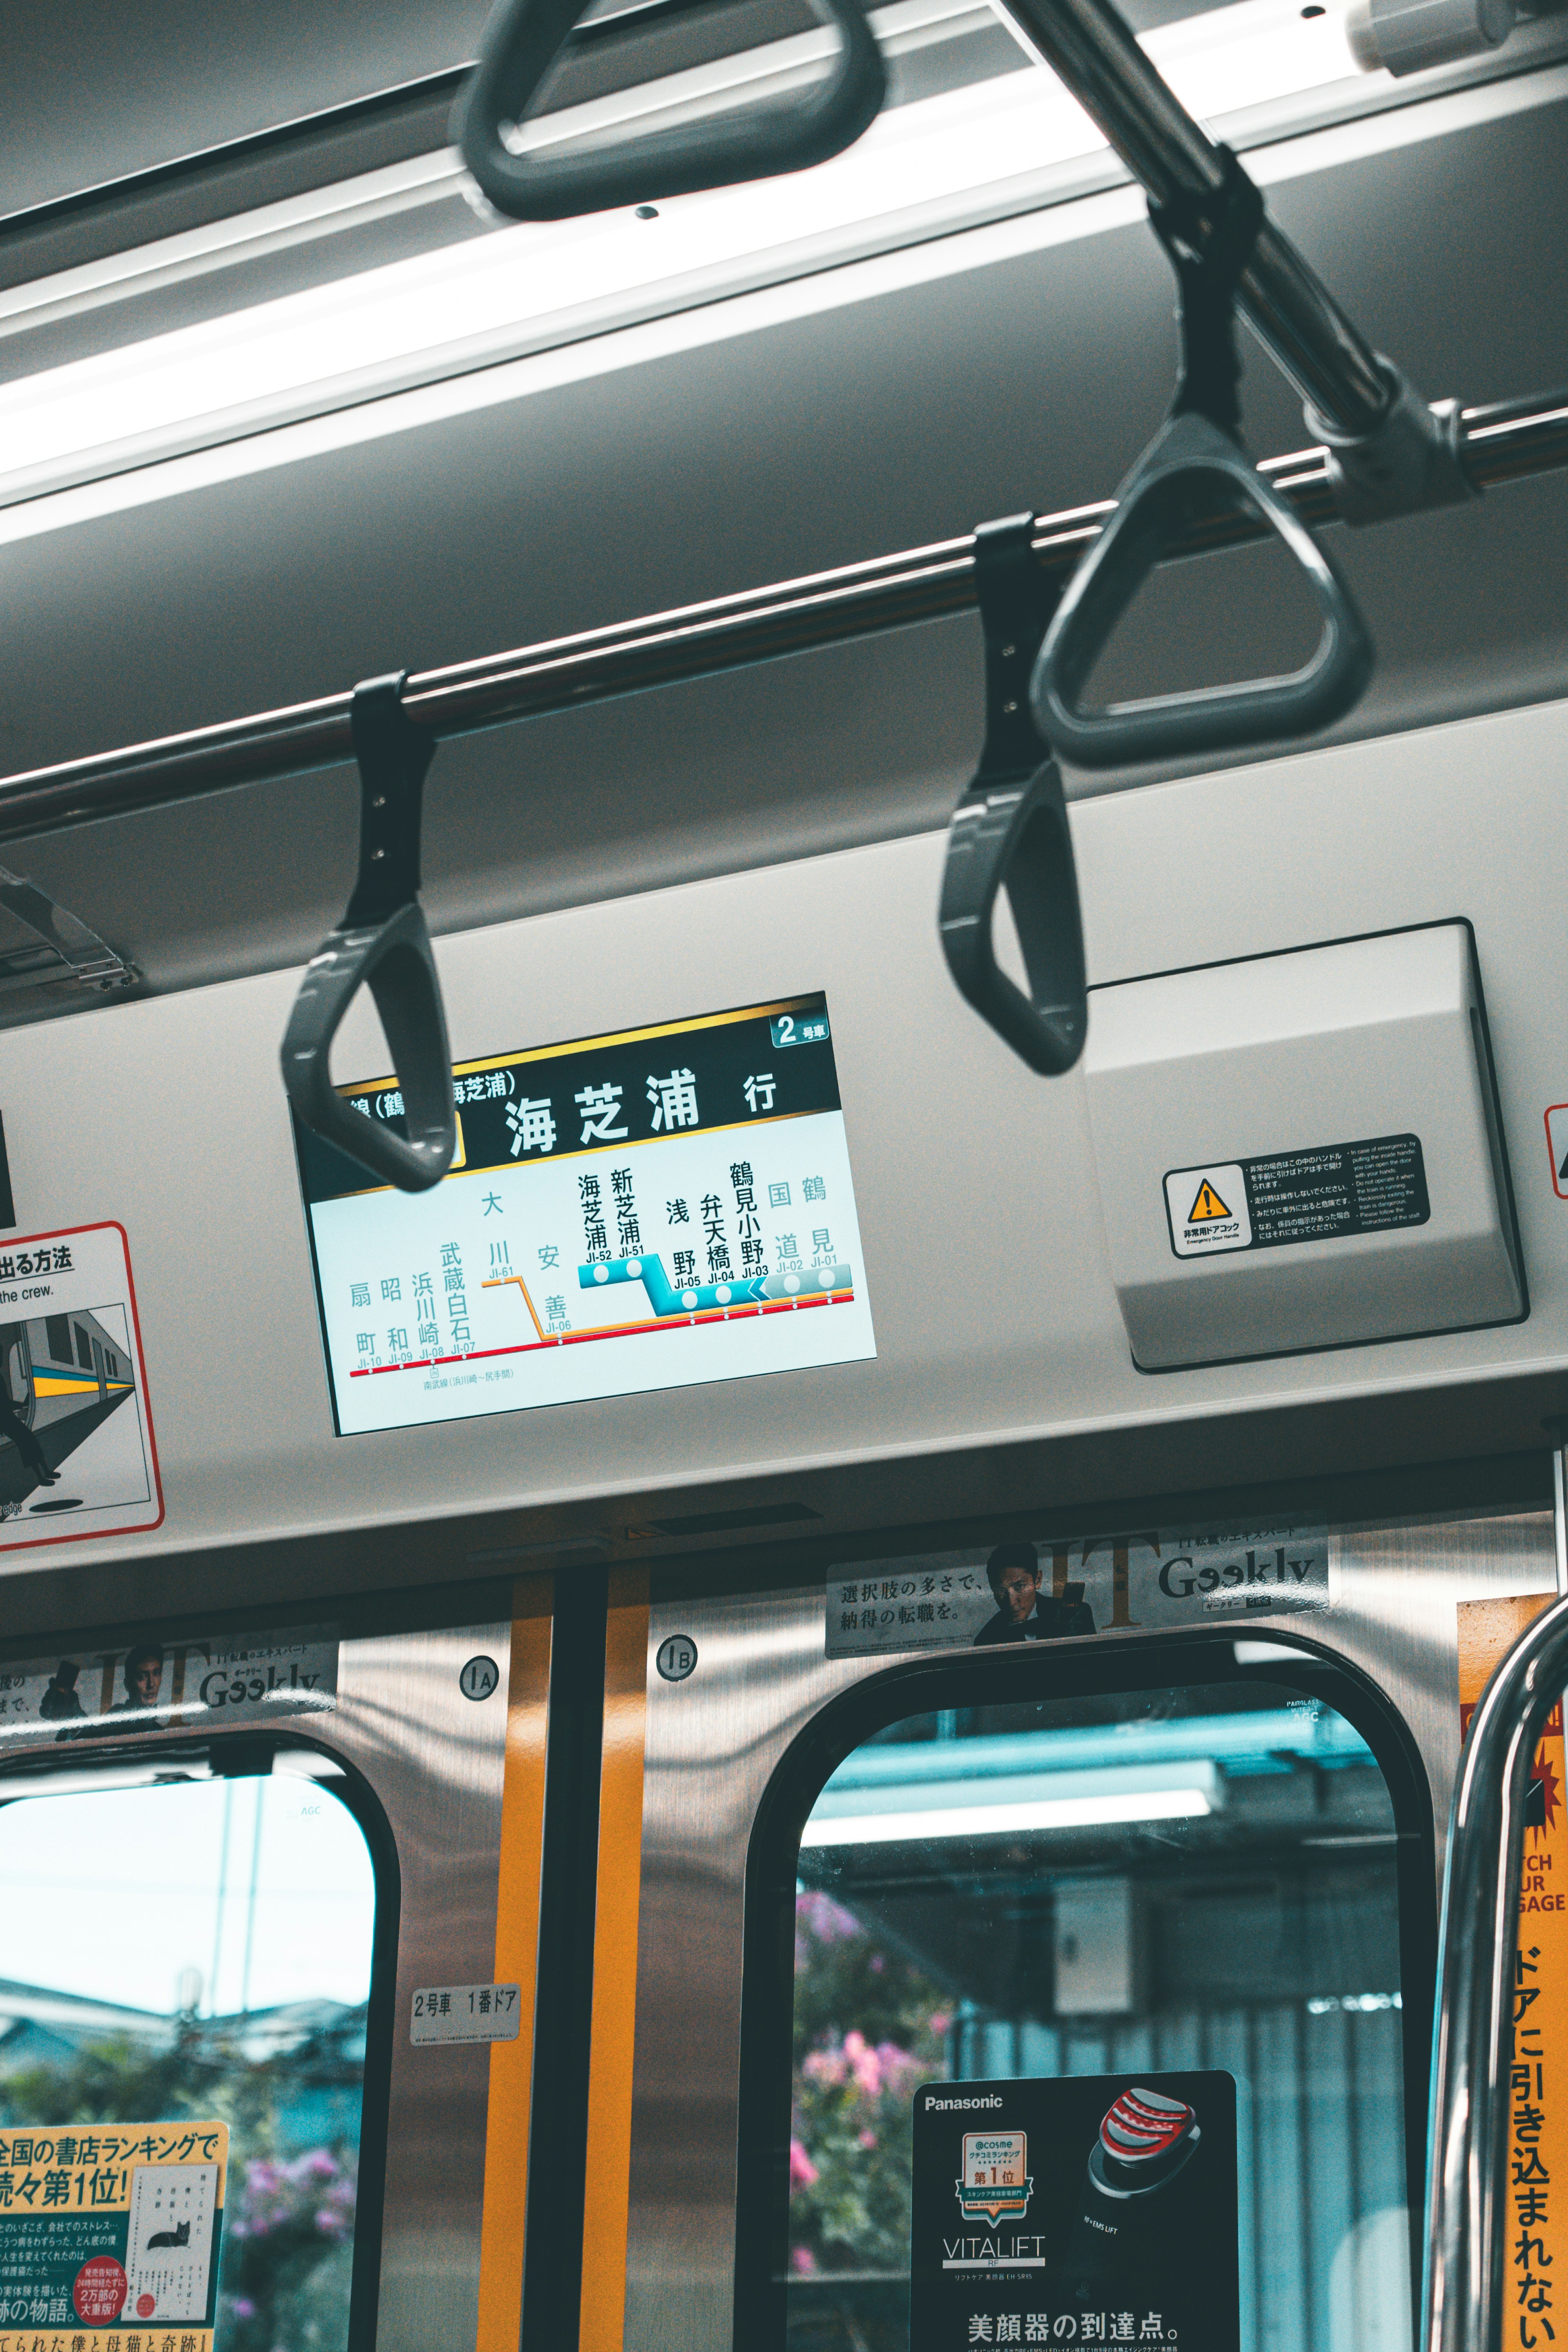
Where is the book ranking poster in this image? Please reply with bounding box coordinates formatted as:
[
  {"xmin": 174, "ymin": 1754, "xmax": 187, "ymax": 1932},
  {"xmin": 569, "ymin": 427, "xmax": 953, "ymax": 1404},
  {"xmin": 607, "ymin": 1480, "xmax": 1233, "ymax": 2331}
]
[
  {"xmin": 910, "ymin": 2075, "xmax": 1239, "ymax": 2352},
  {"xmin": 0, "ymin": 2120, "xmax": 225, "ymax": 2351},
  {"xmin": 1458, "ymin": 1594, "xmax": 1568, "ymax": 2352},
  {"xmin": 294, "ymin": 993, "xmax": 875, "ymax": 1435}
]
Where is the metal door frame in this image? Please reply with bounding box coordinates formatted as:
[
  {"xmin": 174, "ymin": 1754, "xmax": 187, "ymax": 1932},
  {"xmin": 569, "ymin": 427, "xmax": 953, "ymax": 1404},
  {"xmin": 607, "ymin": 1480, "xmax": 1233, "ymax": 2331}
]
[
  {"xmin": 622, "ymin": 1503, "xmax": 1554, "ymax": 2352},
  {"xmin": 0, "ymin": 1595, "xmax": 546, "ymax": 2352}
]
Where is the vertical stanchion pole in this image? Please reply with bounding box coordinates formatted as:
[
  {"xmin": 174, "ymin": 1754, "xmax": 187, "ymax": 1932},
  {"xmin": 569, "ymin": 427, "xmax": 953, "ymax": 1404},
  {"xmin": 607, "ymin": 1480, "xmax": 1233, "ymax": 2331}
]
[{"xmin": 1549, "ymin": 1418, "xmax": 1568, "ymax": 1599}]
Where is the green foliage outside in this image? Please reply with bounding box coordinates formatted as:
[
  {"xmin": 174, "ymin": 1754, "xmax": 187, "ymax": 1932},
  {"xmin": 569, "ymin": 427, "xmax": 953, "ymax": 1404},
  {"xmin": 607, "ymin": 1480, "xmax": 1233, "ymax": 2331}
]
[
  {"xmin": 789, "ymin": 1890, "xmax": 951, "ymax": 2278},
  {"xmin": 0, "ymin": 2027, "xmax": 357, "ymax": 2352}
]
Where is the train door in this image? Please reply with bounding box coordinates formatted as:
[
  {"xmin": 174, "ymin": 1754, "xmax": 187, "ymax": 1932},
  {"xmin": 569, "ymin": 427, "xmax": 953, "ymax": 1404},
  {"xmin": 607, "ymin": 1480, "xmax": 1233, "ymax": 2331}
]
[
  {"xmin": 89, "ymin": 1338, "xmax": 107, "ymax": 1405},
  {"xmin": 590, "ymin": 1492, "xmax": 1550, "ymax": 2352},
  {"xmin": 3, "ymin": 1327, "xmax": 32, "ymax": 1424},
  {"xmin": 0, "ymin": 1586, "xmax": 557, "ymax": 2352}
]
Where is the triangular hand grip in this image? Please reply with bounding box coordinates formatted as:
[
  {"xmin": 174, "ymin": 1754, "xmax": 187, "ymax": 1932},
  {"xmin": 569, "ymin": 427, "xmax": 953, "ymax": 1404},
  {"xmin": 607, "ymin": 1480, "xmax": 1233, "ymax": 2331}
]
[
  {"xmin": 939, "ymin": 759, "xmax": 1086, "ymax": 1077},
  {"xmin": 1031, "ymin": 410, "xmax": 1373, "ymax": 770},
  {"xmin": 454, "ymin": 0, "xmax": 886, "ymax": 223},
  {"xmin": 281, "ymin": 678, "xmax": 458, "ymax": 1195}
]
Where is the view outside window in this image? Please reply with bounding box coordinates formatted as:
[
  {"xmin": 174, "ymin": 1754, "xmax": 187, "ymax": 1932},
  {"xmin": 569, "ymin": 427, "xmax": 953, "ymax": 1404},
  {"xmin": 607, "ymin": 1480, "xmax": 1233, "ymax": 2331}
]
[
  {"xmin": 0, "ymin": 1766, "xmax": 376, "ymax": 2352},
  {"xmin": 788, "ymin": 1681, "xmax": 1410, "ymax": 2352}
]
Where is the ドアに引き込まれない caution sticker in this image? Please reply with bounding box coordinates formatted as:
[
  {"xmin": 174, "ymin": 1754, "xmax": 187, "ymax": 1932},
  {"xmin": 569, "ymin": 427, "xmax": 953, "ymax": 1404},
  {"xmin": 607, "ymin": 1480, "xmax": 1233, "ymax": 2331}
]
[{"xmin": 1459, "ymin": 1595, "xmax": 1568, "ymax": 2336}]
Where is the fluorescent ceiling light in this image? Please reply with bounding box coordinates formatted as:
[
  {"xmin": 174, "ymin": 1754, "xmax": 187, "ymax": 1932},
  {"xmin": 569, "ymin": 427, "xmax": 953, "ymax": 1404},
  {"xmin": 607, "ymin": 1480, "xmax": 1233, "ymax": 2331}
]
[
  {"xmin": 821, "ymin": 1712, "xmax": 1368, "ymax": 1790},
  {"xmin": 801, "ymin": 1786, "xmax": 1214, "ymax": 1844},
  {"xmin": 802, "ymin": 1757, "xmax": 1223, "ymax": 1843},
  {"xmin": 0, "ymin": 0, "xmax": 1378, "ymax": 510}
]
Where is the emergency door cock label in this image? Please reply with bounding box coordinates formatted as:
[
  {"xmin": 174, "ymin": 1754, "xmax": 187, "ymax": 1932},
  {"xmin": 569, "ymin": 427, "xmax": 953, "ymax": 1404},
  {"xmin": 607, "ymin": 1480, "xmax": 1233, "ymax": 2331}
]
[
  {"xmin": 1165, "ymin": 1134, "xmax": 1430, "ymax": 1260},
  {"xmin": 1459, "ymin": 1594, "xmax": 1568, "ymax": 2348}
]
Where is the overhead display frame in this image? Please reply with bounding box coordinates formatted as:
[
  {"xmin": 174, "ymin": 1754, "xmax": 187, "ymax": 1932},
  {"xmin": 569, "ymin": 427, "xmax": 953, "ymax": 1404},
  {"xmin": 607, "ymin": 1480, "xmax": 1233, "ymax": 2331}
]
[{"xmin": 294, "ymin": 992, "xmax": 876, "ymax": 1437}]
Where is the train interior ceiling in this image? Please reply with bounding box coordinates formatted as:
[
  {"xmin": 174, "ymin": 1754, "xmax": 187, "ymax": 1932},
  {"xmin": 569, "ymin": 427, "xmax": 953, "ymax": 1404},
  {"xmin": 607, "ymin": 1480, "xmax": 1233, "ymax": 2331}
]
[{"xmin": 1, "ymin": 3, "xmax": 1567, "ymax": 2352}]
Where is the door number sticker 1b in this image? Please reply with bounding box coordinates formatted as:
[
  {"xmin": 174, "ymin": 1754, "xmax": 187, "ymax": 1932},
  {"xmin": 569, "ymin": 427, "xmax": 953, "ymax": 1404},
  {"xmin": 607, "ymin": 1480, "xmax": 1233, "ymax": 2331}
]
[{"xmin": 1165, "ymin": 1133, "xmax": 1430, "ymax": 1260}]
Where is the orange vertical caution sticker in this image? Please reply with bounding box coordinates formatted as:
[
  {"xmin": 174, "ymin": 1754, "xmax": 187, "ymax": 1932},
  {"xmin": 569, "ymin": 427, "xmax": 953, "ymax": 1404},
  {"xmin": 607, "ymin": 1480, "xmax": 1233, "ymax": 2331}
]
[{"xmin": 1459, "ymin": 1594, "xmax": 1568, "ymax": 2352}]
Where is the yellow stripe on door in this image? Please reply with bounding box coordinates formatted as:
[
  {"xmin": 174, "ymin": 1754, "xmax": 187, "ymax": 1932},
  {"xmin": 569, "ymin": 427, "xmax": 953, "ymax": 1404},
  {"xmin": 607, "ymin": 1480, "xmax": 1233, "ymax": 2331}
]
[
  {"xmin": 579, "ymin": 1566, "xmax": 650, "ymax": 2352},
  {"xmin": 475, "ymin": 1579, "xmax": 553, "ymax": 2352}
]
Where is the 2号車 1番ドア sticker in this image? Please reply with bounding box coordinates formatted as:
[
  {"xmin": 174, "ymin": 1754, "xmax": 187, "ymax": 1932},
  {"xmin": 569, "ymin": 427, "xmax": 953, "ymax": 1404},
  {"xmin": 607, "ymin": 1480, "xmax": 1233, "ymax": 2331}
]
[
  {"xmin": 293, "ymin": 993, "xmax": 876, "ymax": 1437},
  {"xmin": 0, "ymin": 1222, "xmax": 163, "ymax": 1551}
]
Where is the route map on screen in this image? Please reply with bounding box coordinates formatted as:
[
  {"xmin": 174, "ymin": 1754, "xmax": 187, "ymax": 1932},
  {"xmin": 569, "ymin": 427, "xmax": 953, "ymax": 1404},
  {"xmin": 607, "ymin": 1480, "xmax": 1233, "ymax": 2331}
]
[{"xmin": 294, "ymin": 993, "xmax": 876, "ymax": 1436}]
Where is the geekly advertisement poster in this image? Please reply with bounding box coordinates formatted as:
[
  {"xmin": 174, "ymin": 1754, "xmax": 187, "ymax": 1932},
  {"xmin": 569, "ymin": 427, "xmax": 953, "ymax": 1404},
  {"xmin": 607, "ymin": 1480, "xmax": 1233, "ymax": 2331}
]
[
  {"xmin": 910, "ymin": 2074, "xmax": 1239, "ymax": 2352},
  {"xmin": 829, "ymin": 1527, "xmax": 1331, "ymax": 1657},
  {"xmin": 0, "ymin": 1628, "xmax": 337, "ymax": 1756}
]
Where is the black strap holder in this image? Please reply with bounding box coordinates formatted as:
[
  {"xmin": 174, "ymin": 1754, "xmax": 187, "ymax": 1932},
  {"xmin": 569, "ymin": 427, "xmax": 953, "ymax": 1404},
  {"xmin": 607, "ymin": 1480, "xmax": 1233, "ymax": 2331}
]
[
  {"xmin": 938, "ymin": 515, "xmax": 1087, "ymax": 1079},
  {"xmin": 453, "ymin": 0, "xmax": 886, "ymax": 223},
  {"xmin": 1032, "ymin": 150, "xmax": 1373, "ymax": 771},
  {"xmin": 280, "ymin": 675, "xmax": 458, "ymax": 1194},
  {"xmin": 1147, "ymin": 147, "xmax": 1263, "ymax": 439}
]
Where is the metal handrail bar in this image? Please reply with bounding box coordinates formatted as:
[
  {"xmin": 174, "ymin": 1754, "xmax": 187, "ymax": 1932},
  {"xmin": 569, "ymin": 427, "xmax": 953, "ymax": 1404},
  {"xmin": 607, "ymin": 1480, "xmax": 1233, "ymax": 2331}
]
[
  {"xmin": 990, "ymin": 0, "xmax": 1394, "ymax": 437},
  {"xmin": 0, "ymin": 383, "xmax": 1563, "ymax": 851},
  {"xmin": 1424, "ymin": 1588, "xmax": 1568, "ymax": 2352}
]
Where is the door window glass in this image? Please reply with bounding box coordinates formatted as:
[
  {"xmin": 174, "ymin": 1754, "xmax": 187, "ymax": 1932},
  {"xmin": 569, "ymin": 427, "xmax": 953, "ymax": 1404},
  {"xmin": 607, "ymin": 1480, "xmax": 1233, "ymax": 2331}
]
[
  {"xmin": 787, "ymin": 1678, "xmax": 1412, "ymax": 2352},
  {"xmin": 0, "ymin": 1762, "xmax": 378, "ymax": 2352}
]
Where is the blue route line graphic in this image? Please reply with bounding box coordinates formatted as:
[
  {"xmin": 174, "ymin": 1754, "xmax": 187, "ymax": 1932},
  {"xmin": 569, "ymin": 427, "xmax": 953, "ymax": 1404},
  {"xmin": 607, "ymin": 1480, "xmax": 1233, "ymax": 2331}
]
[{"xmin": 578, "ymin": 1254, "xmax": 852, "ymax": 1316}]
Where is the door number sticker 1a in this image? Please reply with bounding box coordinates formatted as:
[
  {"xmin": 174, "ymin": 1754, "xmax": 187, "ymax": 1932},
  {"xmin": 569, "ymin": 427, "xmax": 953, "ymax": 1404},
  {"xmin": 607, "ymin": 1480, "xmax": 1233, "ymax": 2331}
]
[{"xmin": 1165, "ymin": 1134, "xmax": 1430, "ymax": 1261}]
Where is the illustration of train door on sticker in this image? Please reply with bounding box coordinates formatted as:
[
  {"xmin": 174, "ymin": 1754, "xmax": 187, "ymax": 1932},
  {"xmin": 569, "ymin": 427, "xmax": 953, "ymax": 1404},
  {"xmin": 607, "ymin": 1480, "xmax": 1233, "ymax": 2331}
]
[{"xmin": 0, "ymin": 1307, "xmax": 138, "ymax": 1506}]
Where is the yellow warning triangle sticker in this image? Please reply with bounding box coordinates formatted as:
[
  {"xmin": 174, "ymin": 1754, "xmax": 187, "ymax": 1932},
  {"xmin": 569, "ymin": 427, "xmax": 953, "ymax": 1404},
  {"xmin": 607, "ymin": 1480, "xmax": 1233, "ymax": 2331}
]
[{"xmin": 1188, "ymin": 1179, "xmax": 1232, "ymax": 1222}]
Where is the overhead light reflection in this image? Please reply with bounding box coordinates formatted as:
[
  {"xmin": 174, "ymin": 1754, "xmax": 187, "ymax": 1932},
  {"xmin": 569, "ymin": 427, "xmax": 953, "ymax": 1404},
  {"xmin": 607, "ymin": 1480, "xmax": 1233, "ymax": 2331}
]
[{"xmin": 800, "ymin": 1786, "xmax": 1214, "ymax": 1845}]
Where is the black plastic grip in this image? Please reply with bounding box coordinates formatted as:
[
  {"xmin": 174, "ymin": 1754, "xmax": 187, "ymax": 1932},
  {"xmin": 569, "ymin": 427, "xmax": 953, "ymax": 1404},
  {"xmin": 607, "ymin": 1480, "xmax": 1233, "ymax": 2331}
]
[
  {"xmin": 939, "ymin": 760, "xmax": 1086, "ymax": 1077},
  {"xmin": 1032, "ymin": 409, "xmax": 1374, "ymax": 768},
  {"xmin": 937, "ymin": 514, "xmax": 1087, "ymax": 1078},
  {"xmin": 454, "ymin": 0, "xmax": 887, "ymax": 223},
  {"xmin": 280, "ymin": 677, "xmax": 458, "ymax": 1194}
]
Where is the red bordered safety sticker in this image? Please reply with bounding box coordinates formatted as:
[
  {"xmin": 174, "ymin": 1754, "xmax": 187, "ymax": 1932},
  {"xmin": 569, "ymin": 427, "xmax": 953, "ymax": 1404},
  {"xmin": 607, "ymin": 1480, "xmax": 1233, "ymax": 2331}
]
[
  {"xmin": 0, "ymin": 1220, "xmax": 164, "ymax": 1552},
  {"xmin": 1546, "ymin": 1105, "xmax": 1568, "ymax": 1203}
]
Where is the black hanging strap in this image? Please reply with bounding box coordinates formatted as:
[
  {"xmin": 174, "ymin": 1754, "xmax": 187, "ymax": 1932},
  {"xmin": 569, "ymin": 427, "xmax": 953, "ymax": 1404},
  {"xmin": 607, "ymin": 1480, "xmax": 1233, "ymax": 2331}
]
[
  {"xmin": 1147, "ymin": 147, "xmax": 1265, "ymax": 439},
  {"xmin": 970, "ymin": 513, "xmax": 1061, "ymax": 788},
  {"xmin": 1029, "ymin": 145, "xmax": 1372, "ymax": 770},
  {"xmin": 938, "ymin": 514, "xmax": 1087, "ymax": 1079},
  {"xmin": 342, "ymin": 676, "xmax": 433, "ymax": 928},
  {"xmin": 279, "ymin": 672, "xmax": 458, "ymax": 1194}
]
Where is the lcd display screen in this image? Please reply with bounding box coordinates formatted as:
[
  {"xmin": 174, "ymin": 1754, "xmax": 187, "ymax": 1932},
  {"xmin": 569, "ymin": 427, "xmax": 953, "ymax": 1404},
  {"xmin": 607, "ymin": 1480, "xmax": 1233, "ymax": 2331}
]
[{"xmin": 295, "ymin": 993, "xmax": 876, "ymax": 1436}]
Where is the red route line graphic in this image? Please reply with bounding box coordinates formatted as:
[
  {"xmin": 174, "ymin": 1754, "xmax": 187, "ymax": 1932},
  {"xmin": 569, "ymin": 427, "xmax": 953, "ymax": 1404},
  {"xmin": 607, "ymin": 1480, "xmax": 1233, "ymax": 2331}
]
[{"xmin": 349, "ymin": 1287, "xmax": 856, "ymax": 1374}]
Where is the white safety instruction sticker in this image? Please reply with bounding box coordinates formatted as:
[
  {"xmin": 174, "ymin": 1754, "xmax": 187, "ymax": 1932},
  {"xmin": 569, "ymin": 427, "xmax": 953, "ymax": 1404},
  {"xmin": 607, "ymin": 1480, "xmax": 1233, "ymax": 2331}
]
[
  {"xmin": 411, "ymin": 1982, "xmax": 524, "ymax": 2045},
  {"xmin": 0, "ymin": 1221, "xmax": 163, "ymax": 1551},
  {"xmin": 1165, "ymin": 1134, "xmax": 1430, "ymax": 1261}
]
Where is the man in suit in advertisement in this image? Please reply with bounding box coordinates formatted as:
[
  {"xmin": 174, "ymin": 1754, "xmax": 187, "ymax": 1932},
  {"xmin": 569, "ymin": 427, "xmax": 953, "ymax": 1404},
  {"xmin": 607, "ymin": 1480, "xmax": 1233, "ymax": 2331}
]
[{"xmin": 973, "ymin": 1542, "xmax": 1096, "ymax": 1644}]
